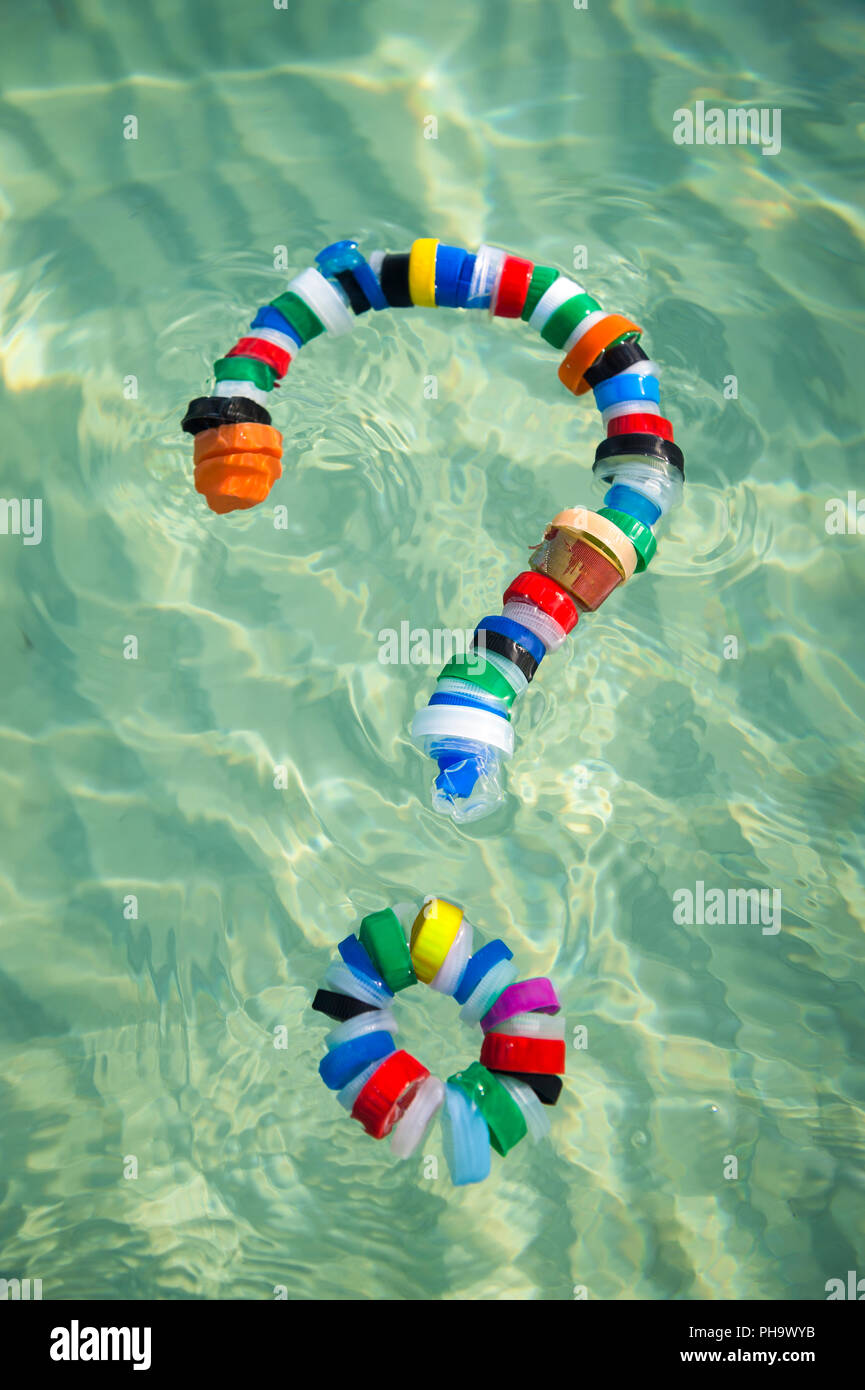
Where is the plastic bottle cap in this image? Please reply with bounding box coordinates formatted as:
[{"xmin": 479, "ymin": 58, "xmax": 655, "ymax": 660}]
[
  {"xmin": 595, "ymin": 432, "xmax": 685, "ymax": 479},
  {"xmin": 601, "ymin": 400, "xmax": 662, "ymax": 425},
  {"xmin": 502, "ymin": 571, "xmax": 578, "ymax": 631},
  {"xmin": 521, "ymin": 265, "xmax": 559, "ymax": 321},
  {"xmin": 480, "ymin": 1032, "xmax": 566, "ymax": 1075},
  {"xmin": 323, "ymin": 959, "xmax": 394, "ymax": 1007},
  {"xmin": 501, "ymin": 601, "xmax": 567, "ymax": 652},
  {"xmin": 325, "ymin": 1009, "xmax": 399, "ymax": 1050},
  {"xmin": 558, "ymin": 314, "xmax": 643, "ymax": 396},
  {"xmin": 208, "ymin": 378, "xmax": 270, "ymax": 407},
  {"xmin": 409, "ymin": 897, "xmax": 464, "ymax": 984},
  {"xmin": 408, "ymin": 237, "xmax": 439, "ymax": 307},
  {"xmin": 481, "ymin": 977, "xmax": 562, "ymax": 1030},
  {"xmin": 459, "ymin": 956, "xmax": 520, "ymax": 1025},
  {"xmin": 498, "ymin": 1071, "xmax": 563, "ymax": 1105},
  {"xmin": 475, "ymin": 614, "xmax": 546, "ymax": 666},
  {"xmin": 559, "ymin": 308, "xmax": 607, "ymax": 356},
  {"xmin": 494, "ymin": 1010, "xmax": 566, "ymax": 1040},
  {"xmin": 436, "ymin": 656, "xmax": 517, "ymax": 705},
  {"xmin": 351, "ymin": 1050, "xmax": 430, "ymax": 1138},
  {"xmin": 603, "ymin": 484, "xmax": 661, "ymax": 528},
  {"xmin": 433, "ymin": 243, "xmax": 470, "ymax": 308},
  {"xmin": 434, "ymin": 678, "xmax": 511, "ymax": 714},
  {"xmin": 454, "ymin": 938, "xmax": 514, "ymax": 1006},
  {"xmin": 607, "ymin": 412, "xmax": 673, "ymax": 441},
  {"xmin": 311, "ymin": 988, "xmax": 378, "ymax": 1023},
  {"xmin": 390, "ymin": 1074, "xmax": 445, "ymax": 1158},
  {"xmin": 337, "ymin": 1056, "xmax": 388, "ymax": 1111},
  {"xmin": 440, "ymin": 1083, "xmax": 492, "ymax": 1185},
  {"xmin": 287, "ymin": 267, "xmax": 354, "ymax": 336},
  {"xmin": 593, "ymin": 372, "xmax": 661, "ymax": 410},
  {"xmin": 447, "ymin": 1062, "xmax": 527, "ymax": 1156},
  {"xmin": 582, "ymin": 338, "xmax": 649, "ymax": 388},
  {"xmin": 359, "ymin": 908, "xmax": 417, "ymax": 992},
  {"xmin": 591, "ymin": 457, "xmax": 684, "ymax": 512},
  {"xmin": 337, "ymin": 932, "xmax": 393, "ymax": 993},
  {"xmin": 430, "ymin": 916, "xmax": 473, "ymax": 995},
  {"xmin": 490, "ymin": 254, "xmax": 533, "ymax": 318},
  {"xmin": 497, "ymin": 1074, "xmax": 551, "ymax": 1142},
  {"xmin": 465, "ymin": 244, "xmax": 507, "ymax": 309},
  {"xmin": 318, "ymin": 1029, "xmax": 395, "ymax": 1090},
  {"xmin": 528, "ymin": 276, "xmax": 586, "ymax": 332},
  {"xmin": 597, "ymin": 507, "xmax": 658, "ymax": 573},
  {"xmin": 411, "ymin": 704, "xmax": 515, "ymax": 755}
]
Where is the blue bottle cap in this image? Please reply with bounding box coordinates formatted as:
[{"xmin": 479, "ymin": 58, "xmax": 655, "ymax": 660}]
[
  {"xmin": 475, "ymin": 614, "xmax": 545, "ymax": 666},
  {"xmin": 455, "ymin": 253, "xmax": 477, "ymax": 308},
  {"xmin": 434, "ymin": 244, "xmax": 469, "ymax": 308},
  {"xmin": 603, "ymin": 484, "xmax": 660, "ymax": 527},
  {"xmin": 338, "ymin": 934, "xmax": 393, "ymax": 994},
  {"xmin": 453, "ymin": 938, "xmax": 514, "ymax": 1005},
  {"xmin": 429, "ymin": 691, "xmax": 508, "ymax": 718},
  {"xmin": 593, "ymin": 372, "xmax": 661, "ymax": 411},
  {"xmin": 441, "ymin": 1083, "xmax": 491, "ymax": 1185},
  {"xmin": 251, "ymin": 304, "xmax": 304, "ymax": 346},
  {"xmin": 318, "ymin": 1030, "xmax": 395, "ymax": 1090}
]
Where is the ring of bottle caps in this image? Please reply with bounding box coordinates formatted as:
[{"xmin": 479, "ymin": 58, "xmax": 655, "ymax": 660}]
[
  {"xmin": 311, "ymin": 897, "xmax": 564, "ymax": 1185},
  {"xmin": 180, "ymin": 236, "xmax": 685, "ymax": 819}
]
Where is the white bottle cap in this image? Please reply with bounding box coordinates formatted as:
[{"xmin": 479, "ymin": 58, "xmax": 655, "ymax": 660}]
[
  {"xmin": 287, "ymin": 266, "xmax": 354, "ymax": 336},
  {"xmin": 411, "ymin": 704, "xmax": 514, "ymax": 756},
  {"xmin": 497, "ymin": 1074, "xmax": 551, "ymax": 1142},
  {"xmin": 390, "ymin": 1074, "xmax": 445, "ymax": 1157}
]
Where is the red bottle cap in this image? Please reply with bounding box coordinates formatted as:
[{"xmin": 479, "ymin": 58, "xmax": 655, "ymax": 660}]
[
  {"xmin": 351, "ymin": 1050, "xmax": 430, "ymax": 1139},
  {"xmin": 480, "ymin": 1032, "xmax": 566, "ymax": 1075},
  {"xmin": 607, "ymin": 412, "xmax": 674, "ymax": 442},
  {"xmin": 492, "ymin": 255, "xmax": 534, "ymax": 318},
  {"xmin": 502, "ymin": 571, "xmax": 578, "ymax": 631},
  {"xmin": 227, "ymin": 337, "xmax": 292, "ymax": 378}
]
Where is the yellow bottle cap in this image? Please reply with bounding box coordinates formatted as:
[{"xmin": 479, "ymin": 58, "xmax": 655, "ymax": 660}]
[
  {"xmin": 410, "ymin": 897, "xmax": 463, "ymax": 983},
  {"xmin": 408, "ymin": 238, "xmax": 439, "ymax": 308}
]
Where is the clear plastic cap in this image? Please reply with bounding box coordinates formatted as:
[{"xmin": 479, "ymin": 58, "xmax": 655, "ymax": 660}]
[
  {"xmin": 494, "ymin": 1010, "xmax": 566, "ymax": 1040},
  {"xmin": 592, "ymin": 457, "xmax": 683, "ymax": 514},
  {"xmin": 501, "ymin": 600, "xmax": 568, "ymax": 652},
  {"xmin": 325, "ymin": 1010, "xmax": 399, "ymax": 1050},
  {"xmin": 459, "ymin": 956, "xmax": 520, "ymax": 1025},
  {"xmin": 430, "ymin": 917, "xmax": 473, "ymax": 995},
  {"xmin": 497, "ymin": 1074, "xmax": 551, "ymax": 1142},
  {"xmin": 390, "ymin": 1074, "xmax": 445, "ymax": 1159}
]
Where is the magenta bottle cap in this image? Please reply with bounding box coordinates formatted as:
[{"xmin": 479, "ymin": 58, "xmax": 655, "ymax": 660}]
[{"xmin": 480, "ymin": 977, "xmax": 561, "ymax": 1031}]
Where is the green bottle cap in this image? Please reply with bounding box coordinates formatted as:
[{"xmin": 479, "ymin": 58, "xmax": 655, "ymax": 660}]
[
  {"xmin": 520, "ymin": 265, "xmax": 559, "ymax": 322},
  {"xmin": 359, "ymin": 908, "xmax": 417, "ymax": 992},
  {"xmin": 213, "ymin": 355, "xmax": 277, "ymax": 392},
  {"xmin": 447, "ymin": 1061, "xmax": 527, "ymax": 1156},
  {"xmin": 269, "ymin": 290, "xmax": 325, "ymax": 344},
  {"xmin": 437, "ymin": 658, "xmax": 516, "ymax": 706},
  {"xmin": 597, "ymin": 507, "xmax": 657, "ymax": 571},
  {"xmin": 541, "ymin": 293, "xmax": 601, "ymax": 350}
]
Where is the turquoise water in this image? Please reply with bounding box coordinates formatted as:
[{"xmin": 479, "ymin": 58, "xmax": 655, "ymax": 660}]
[{"xmin": 1, "ymin": 0, "xmax": 864, "ymax": 1300}]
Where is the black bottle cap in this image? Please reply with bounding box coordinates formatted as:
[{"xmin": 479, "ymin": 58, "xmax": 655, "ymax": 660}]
[
  {"xmin": 471, "ymin": 629, "xmax": 538, "ymax": 681},
  {"xmin": 595, "ymin": 432, "xmax": 685, "ymax": 478},
  {"xmin": 181, "ymin": 395, "xmax": 272, "ymax": 436},
  {"xmin": 498, "ymin": 1071, "xmax": 563, "ymax": 1105},
  {"xmin": 334, "ymin": 268, "xmax": 372, "ymax": 315},
  {"xmin": 583, "ymin": 339, "xmax": 649, "ymax": 389},
  {"xmin": 311, "ymin": 989, "xmax": 378, "ymax": 1022},
  {"xmin": 379, "ymin": 253, "xmax": 413, "ymax": 308}
]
